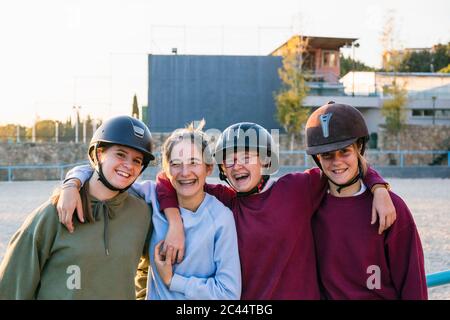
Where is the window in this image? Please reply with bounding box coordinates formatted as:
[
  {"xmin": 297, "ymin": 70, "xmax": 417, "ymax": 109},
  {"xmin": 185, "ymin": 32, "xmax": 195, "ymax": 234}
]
[
  {"xmin": 411, "ymin": 109, "xmax": 450, "ymax": 118},
  {"xmin": 436, "ymin": 109, "xmax": 450, "ymax": 118},
  {"xmin": 322, "ymin": 50, "xmax": 338, "ymax": 68}
]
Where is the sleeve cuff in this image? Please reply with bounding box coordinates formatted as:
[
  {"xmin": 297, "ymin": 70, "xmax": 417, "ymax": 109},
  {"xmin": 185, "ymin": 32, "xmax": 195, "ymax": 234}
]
[{"xmin": 169, "ymin": 273, "xmax": 188, "ymax": 294}]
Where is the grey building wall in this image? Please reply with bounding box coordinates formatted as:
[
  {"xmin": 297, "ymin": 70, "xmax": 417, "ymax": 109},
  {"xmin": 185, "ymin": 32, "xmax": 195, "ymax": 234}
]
[{"xmin": 147, "ymin": 55, "xmax": 284, "ymax": 132}]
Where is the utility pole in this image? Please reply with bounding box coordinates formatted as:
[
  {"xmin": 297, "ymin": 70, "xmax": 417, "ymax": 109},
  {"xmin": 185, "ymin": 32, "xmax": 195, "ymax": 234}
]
[
  {"xmin": 55, "ymin": 121, "xmax": 59, "ymax": 143},
  {"xmin": 32, "ymin": 117, "xmax": 36, "ymax": 143},
  {"xmin": 432, "ymin": 96, "xmax": 437, "ymax": 125},
  {"xmin": 92, "ymin": 119, "xmax": 98, "ymax": 134},
  {"xmin": 352, "ymin": 42, "xmax": 360, "ymax": 97},
  {"xmin": 83, "ymin": 119, "xmax": 87, "ymax": 144},
  {"xmin": 16, "ymin": 125, "xmax": 20, "ymax": 143}
]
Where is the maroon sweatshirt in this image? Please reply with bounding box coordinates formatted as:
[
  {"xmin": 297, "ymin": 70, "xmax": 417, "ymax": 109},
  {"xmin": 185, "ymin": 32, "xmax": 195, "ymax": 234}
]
[
  {"xmin": 312, "ymin": 189, "xmax": 428, "ymax": 300},
  {"xmin": 157, "ymin": 167, "xmax": 387, "ymax": 300}
]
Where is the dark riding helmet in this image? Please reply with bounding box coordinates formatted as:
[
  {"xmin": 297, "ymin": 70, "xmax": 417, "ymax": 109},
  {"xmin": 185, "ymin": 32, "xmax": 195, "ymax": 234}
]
[
  {"xmin": 305, "ymin": 101, "xmax": 369, "ymax": 157},
  {"xmin": 305, "ymin": 102, "xmax": 370, "ymax": 193},
  {"xmin": 214, "ymin": 122, "xmax": 279, "ymax": 180},
  {"xmin": 89, "ymin": 115, "xmax": 155, "ymax": 192}
]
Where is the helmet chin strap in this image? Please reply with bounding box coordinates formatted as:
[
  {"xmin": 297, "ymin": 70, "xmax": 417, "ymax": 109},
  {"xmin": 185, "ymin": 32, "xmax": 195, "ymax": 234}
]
[
  {"xmin": 326, "ymin": 161, "xmax": 363, "ymax": 194},
  {"xmin": 236, "ymin": 175, "xmax": 270, "ymax": 197},
  {"xmin": 96, "ymin": 164, "xmax": 130, "ymax": 193}
]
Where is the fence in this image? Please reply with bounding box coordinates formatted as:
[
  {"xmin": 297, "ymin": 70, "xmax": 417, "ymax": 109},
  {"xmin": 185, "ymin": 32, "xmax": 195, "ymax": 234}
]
[
  {"xmin": 0, "ymin": 162, "xmax": 89, "ymax": 182},
  {"xmin": 1, "ymin": 150, "xmax": 450, "ymax": 181}
]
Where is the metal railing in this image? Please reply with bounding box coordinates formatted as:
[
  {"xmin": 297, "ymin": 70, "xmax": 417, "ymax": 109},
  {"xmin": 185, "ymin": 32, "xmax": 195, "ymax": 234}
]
[
  {"xmin": 1, "ymin": 149, "xmax": 449, "ymax": 181},
  {"xmin": 0, "ymin": 161, "xmax": 89, "ymax": 182},
  {"xmin": 426, "ymin": 270, "xmax": 450, "ymax": 288}
]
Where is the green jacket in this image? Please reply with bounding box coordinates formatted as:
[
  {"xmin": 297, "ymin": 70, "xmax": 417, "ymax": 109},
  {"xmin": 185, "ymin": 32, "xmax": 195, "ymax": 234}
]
[{"xmin": 0, "ymin": 192, "xmax": 152, "ymax": 300}]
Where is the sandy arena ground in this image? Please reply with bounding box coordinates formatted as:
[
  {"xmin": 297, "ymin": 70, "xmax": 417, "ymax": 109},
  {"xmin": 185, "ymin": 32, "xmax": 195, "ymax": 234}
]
[{"xmin": 0, "ymin": 178, "xmax": 449, "ymax": 299}]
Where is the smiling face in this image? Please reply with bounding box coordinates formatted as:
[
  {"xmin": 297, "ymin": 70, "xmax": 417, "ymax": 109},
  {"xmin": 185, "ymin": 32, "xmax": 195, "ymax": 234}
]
[
  {"xmin": 97, "ymin": 145, "xmax": 144, "ymax": 190},
  {"xmin": 222, "ymin": 150, "xmax": 263, "ymax": 193},
  {"xmin": 316, "ymin": 143, "xmax": 360, "ymax": 186},
  {"xmin": 166, "ymin": 140, "xmax": 213, "ymax": 205}
]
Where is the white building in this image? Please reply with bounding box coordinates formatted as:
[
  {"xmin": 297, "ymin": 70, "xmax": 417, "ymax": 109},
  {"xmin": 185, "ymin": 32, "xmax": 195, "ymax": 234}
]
[{"xmin": 332, "ymin": 72, "xmax": 450, "ymax": 134}]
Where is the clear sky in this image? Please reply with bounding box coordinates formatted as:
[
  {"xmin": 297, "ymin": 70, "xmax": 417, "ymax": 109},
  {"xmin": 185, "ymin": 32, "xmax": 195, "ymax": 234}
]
[{"xmin": 1, "ymin": 0, "xmax": 449, "ymax": 125}]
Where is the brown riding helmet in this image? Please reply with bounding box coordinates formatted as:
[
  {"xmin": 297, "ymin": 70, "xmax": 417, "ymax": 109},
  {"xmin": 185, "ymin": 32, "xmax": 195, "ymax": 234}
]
[{"xmin": 305, "ymin": 101, "xmax": 369, "ymax": 155}]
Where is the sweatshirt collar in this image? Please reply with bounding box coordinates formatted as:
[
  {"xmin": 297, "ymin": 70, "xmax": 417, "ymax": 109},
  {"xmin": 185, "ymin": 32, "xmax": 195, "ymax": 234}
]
[{"xmin": 89, "ymin": 191, "xmax": 128, "ymax": 255}]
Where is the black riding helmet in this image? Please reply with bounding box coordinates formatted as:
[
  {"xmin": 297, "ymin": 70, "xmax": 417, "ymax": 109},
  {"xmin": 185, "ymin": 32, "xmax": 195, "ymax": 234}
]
[
  {"xmin": 305, "ymin": 101, "xmax": 369, "ymax": 192},
  {"xmin": 214, "ymin": 122, "xmax": 279, "ymax": 195},
  {"xmin": 89, "ymin": 115, "xmax": 155, "ymax": 192}
]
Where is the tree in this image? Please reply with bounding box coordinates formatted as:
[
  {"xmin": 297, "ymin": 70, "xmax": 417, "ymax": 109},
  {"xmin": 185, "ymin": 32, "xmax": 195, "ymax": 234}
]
[
  {"xmin": 25, "ymin": 120, "xmax": 56, "ymax": 142},
  {"xmin": 379, "ymin": 10, "xmax": 408, "ymax": 158},
  {"xmin": 381, "ymin": 80, "xmax": 408, "ymax": 157},
  {"xmin": 380, "ymin": 11, "xmax": 402, "ymax": 73},
  {"xmin": 59, "ymin": 118, "xmax": 74, "ymax": 142},
  {"xmin": 397, "ymin": 43, "xmax": 450, "ymax": 72},
  {"xmin": 340, "ymin": 54, "xmax": 375, "ymax": 77},
  {"xmin": 439, "ymin": 64, "xmax": 450, "ymax": 73},
  {"xmin": 132, "ymin": 94, "xmax": 139, "ymax": 119},
  {"xmin": 274, "ymin": 36, "xmax": 311, "ymax": 151},
  {"xmin": 399, "ymin": 51, "xmax": 432, "ymax": 72},
  {"xmin": 432, "ymin": 43, "xmax": 450, "ymax": 72},
  {"xmin": 0, "ymin": 124, "xmax": 26, "ymax": 143}
]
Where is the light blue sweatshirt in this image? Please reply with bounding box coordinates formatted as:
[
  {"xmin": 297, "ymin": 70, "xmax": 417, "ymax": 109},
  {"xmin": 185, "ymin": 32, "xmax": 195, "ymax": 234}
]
[{"xmin": 65, "ymin": 165, "xmax": 242, "ymax": 300}]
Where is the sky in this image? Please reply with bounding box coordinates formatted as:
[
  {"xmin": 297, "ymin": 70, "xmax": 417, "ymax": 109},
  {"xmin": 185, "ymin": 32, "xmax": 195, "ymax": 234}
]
[{"xmin": 0, "ymin": 0, "xmax": 449, "ymax": 126}]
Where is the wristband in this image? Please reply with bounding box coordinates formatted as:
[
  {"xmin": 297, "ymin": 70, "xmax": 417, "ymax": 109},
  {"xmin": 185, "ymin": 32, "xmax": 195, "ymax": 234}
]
[
  {"xmin": 61, "ymin": 180, "xmax": 80, "ymax": 190},
  {"xmin": 371, "ymin": 184, "xmax": 390, "ymax": 193}
]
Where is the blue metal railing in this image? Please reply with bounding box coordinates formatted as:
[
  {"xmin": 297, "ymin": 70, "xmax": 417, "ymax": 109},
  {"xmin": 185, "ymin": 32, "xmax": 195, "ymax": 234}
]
[
  {"xmin": 1, "ymin": 150, "xmax": 449, "ymax": 181},
  {"xmin": 0, "ymin": 161, "xmax": 89, "ymax": 182},
  {"xmin": 426, "ymin": 270, "xmax": 450, "ymax": 288}
]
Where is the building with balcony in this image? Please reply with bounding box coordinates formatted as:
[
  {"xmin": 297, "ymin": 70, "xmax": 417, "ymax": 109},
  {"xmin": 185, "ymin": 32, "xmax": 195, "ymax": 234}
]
[
  {"xmin": 146, "ymin": 35, "xmax": 450, "ymax": 138},
  {"xmin": 339, "ymin": 71, "xmax": 450, "ymax": 133}
]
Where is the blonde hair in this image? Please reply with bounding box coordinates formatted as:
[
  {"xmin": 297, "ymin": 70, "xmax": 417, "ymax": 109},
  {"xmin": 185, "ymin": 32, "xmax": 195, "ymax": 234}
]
[
  {"xmin": 161, "ymin": 119, "xmax": 213, "ymax": 174},
  {"xmin": 353, "ymin": 140, "xmax": 368, "ymax": 177}
]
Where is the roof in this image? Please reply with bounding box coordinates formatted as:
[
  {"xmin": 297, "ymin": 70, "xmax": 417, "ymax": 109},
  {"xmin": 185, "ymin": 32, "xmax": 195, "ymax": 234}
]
[
  {"xmin": 377, "ymin": 72, "xmax": 450, "ymax": 77},
  {"xmin": 270, "ymin": 35, "xmax": 358, "ymax": 55}
]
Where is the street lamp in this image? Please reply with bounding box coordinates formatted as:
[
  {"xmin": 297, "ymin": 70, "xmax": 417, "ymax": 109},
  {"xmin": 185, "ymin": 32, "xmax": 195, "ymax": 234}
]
[
  {"xmin": 432, "ymin": 96, "xmax": 437, "ymax": 125},
  {"xmin": 352, "ymin": 42, "xmax": 360, "ymax": 97}
]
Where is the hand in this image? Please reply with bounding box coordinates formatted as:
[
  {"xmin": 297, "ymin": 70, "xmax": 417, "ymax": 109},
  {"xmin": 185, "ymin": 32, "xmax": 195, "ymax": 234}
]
[
  {"xmin": 371, "ymin": 187, "xmax": 396, "ymax": 234},
  {"xmin": 154, "ymin": 240, "xmax": 174, "ymax": 287},
  {"xmin": 56, "ymin": 181, "xmax": 84, "ymax": 233},
  {"xmin": 162, "ymin": 208, "xmax": 185, "ymax": 264}
]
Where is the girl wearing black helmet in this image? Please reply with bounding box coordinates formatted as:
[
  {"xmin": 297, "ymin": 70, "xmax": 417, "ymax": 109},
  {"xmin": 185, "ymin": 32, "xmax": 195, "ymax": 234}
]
[
  {"xmin": 55, "ymin": 120, "xmax": 240, "ymax": 300},
  {"xmin": 155, "ymin": 120, "xmax": 397, "ymax": 300},
  {"xmin": 0, "ymin": 116, "xmax": 153, "ymax": 299},
  {"xmin": 306, "ymin": 102, "xmax": 427, "ymax": 299}
]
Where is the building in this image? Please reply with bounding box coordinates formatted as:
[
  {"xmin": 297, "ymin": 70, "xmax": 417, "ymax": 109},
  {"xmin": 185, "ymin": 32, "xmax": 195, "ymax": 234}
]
[
  {"xmin": 147, "ymin": 35, "xmax": 355, "ymax": 132},
  {"xmin": 147, "ymin": 54, "xmax": 283, "ymax": 132},
  {"xmin": 340, "ymin": 72, "xmax": 450, "ymax": 133},
  {"xmin": 271, "ymin": 35, "xmax": 357, "ymax": 94},
  {"xmin": 146, "ymin": 35, "xmax": 450, "ymax": 137}
]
